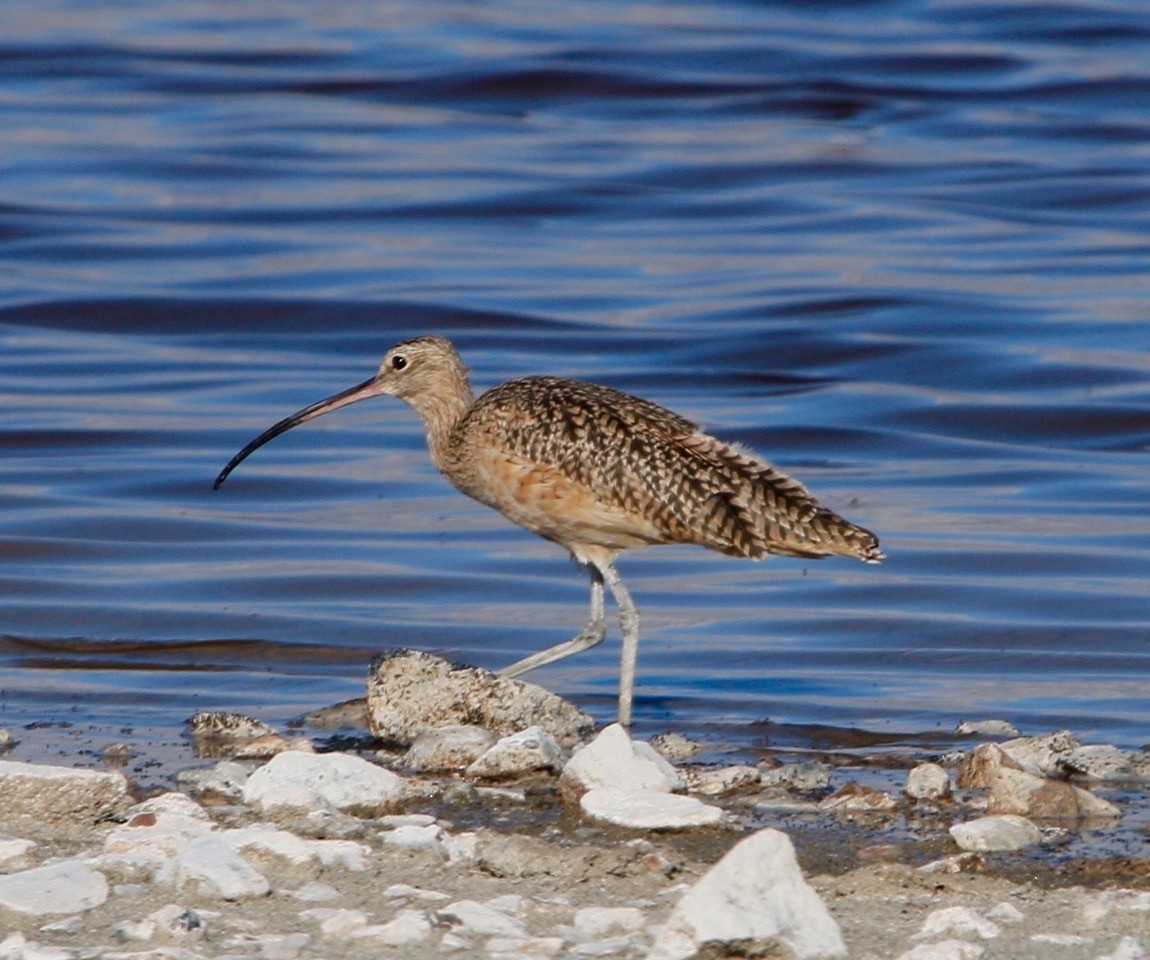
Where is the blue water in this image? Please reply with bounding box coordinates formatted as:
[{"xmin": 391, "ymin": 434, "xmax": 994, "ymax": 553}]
[{"xmin": 1, "ymin": 0, "xmax": 1147, "ymax": 765}]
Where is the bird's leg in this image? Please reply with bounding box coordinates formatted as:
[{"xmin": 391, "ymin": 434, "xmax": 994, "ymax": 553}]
[
  {"xmin": 601, "ymin": 561, "xmax": 640, "ymax": 728},
  {"xmin": 498, "ymin": 565, "xmax": 606, "ymax": 679}
]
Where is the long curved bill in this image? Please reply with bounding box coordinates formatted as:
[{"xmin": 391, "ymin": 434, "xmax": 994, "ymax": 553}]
[{"xmin": 214, "ymin": 375, "xmax": 384, "ymax": 490}]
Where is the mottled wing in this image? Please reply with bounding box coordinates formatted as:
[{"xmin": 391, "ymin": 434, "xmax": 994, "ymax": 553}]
[{"xmin": 452, "ymin": 376, "xmax": 881, "ymax": 562}]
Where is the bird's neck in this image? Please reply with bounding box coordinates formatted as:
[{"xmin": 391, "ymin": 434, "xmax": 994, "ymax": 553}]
[{"xmin": 411, "ymin": 378, "xmax": 474, "ymax": 471}]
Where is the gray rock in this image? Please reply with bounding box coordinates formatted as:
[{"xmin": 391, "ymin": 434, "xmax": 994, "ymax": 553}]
[
  {"xmin": 366, "ymin": 649, "xmax": 594, "ymax": 745},
  {"xmin": 646, "ymin": 827, "xmax": 847, "ymax": 959},
  {"xmin": 0, "ymin": 760, "xmax": 129, "ymax": 831},
  {"xmin": 680, "ymin": 765, "xmax": 761, "ymax": 797},
  {"xmin": 349, "ymin": 910, "xmax": 433, "ymax": 947},
  {"xmin": 0, "ymin": 859, "xmax": 108, "ymax": 916},
  {"xmin": 1059, "ymin": 744, "xmax": 1144, "ymax": 782},
  {"xmin": 298, "ymin": 698, "xmax": 371, "ymax": 730},
  {"xmin": 466, "ymin": 726, "xmax": 565, "ymax": 779},
  {"xmin": 759, "ymin": 760, "xmax": 832, "ymax": 792},
  {"xmin": 241, "ymin": 750, "xmax": 404, "ymax": 817},
  {"xmin": 647, "ymin": 733, "xmax": 704, "ymax": 763},
  {"xmin": 949, "ymin": 814, "xmax": 1041, "ymax": 852},
  {"xmin": 560, "ymin": 724, "xmax": 682, "ymax": 798},
  {"xmin": 188, "ymin": 710, "xmax": 277, "ymax": 742},
  {"xmin": 403, "ymin": 725, "xmax": 496, "ymax": 773},
  {"xmin": 580, "ymin": 787, "xmax": 723, "ymax": 829},
  {"xmin": 159, "ymin": 835, "xmax": 270, "ymax": 900},
  {"xmin": 0, "ymin": 835, "xmax": 37, "ymax": 870},
  {"xmin": 906, "ymin": 763, "xmax": 952, "ymax": 801}
]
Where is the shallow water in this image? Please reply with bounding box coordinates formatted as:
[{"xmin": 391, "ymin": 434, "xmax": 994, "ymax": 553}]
[{"xmin": 1, "ymin": 0, "xmax": 1148, "ymax": 762}]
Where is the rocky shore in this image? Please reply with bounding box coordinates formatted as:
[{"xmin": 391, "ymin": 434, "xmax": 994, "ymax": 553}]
[{"xmin": 0, "ymin": 651, "xmax": 1146, "ymax": 960}]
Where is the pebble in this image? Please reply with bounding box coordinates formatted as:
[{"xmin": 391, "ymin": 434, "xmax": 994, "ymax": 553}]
[
  {"xmin": 289, "ymin": 880, "xmax": 339, "ymax": 902},
  {"xmin": 647, "ymin": 827, "xmax": 846, "ymax": 960},
  {"xmin": 380, "ymin": 823, "xmax": 445, "ymax": 849},
  {"xmin": 894, "ymin": 941, "xmax": 985, "ymax": 960},
  {"xmin": 404, "ymin": 724, "xmax": 497, "ymax": 772},
  {"xmin": 681, "ymin": 765, "xmax": 761, "ymax": 797},
  {"xmin": 1096, "ymin": 937, "xmax": 1147, "ymax": 960},
  {"xmin": 466, "ymin": 725, "xmax": 566, "ymax": 779},
  {"xmin": 350, "ymin": 909, "xmax": 433, "ymax": 946},
  {"xmin": 819, "ymin": 782, "xmax": 899, "ymax": 813},
  {"xmin": 158, "ymin": 835, "xmax": 271, "ymax": 900},
  {"xmin": 906, "ymin": 763, "xmax": 952, "ymax": 800},
  {"xmin": 985, "ymin": 902, "xmax": 1025, "ymax": 923},
  {"xmin": 0, "ymin": 859, "xmax": 108, "ymax": 916},
  {"xmin": 759, "ymin": 760, "xmax": 832, "ymax": 792},
  {"xmin": 914, "ymin": 907, "xmax": 1000, "ymax": 940},
  {"xmin": 573, "ymin": 906, "xmax": 645, "ymax": 939},
  {"xmin": 438, "ymin": 898, "xmax": 528, "ymax": 938},
  {"xmin": 579, "ymin": 787, "xmax": 723, "ymax": 829},
  {"xmin": 949, "ymin": 814, "xmax": 1041, "ymax": 852},
  {"xmin": 187, "ymin": 710, "xmax": 277, "ymax": 742},
  {"xmin": 241, "ymin": 750, "xmax": 405, "ymax": 816},
  {"xmin": 560, "ymin": 724, "xmax": 683, "ymax": 797},
  {"xmin": 647, "ymin": 732, "xmax": 704, "ymax": 762},
  {"xmin": 384, "ymin": 883, "xmax": 451, "ymax": 903}
]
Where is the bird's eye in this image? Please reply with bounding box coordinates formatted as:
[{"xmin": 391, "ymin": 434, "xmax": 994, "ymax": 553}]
[{"xmin": 392, "ymin": 355, "xmax": 407, "ymax": 370}]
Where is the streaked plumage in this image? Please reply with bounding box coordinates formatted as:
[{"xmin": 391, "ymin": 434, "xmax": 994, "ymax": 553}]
[{"xmin": 215, "ymin": 335, "xmax": 882, "ymax": 725}]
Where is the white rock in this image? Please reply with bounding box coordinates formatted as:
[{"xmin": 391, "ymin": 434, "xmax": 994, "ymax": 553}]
[
  {"xmin": 351, "ymin": 910, "xmax": 433, "ymax": 947},
  {"xmin": 102, "ymin": 795, "xmax": 215, "ymax": 868},
  {"xmin": 441, "ymin": 830, "xmax": 480, "ymax": 864},
  {"xmin": 484, "ymin": 893, "xmax": 525, "ymax": 915},
  {"xmin": 241, "ymin": 751, "xmax": 404, "ymax": 816},
  {"xmin": 914, "ymin": 907, "xmax": 1000, "ymax": 940},
  {"xmin": 487, "ymin": 936, "xmax": 564, "ymax": 956},
  {"xmin": 0, "ymin": 933, "xmax": 73, "ymax": 960},
  {"xmin": 818, "ymin": 782, "xmax": 899, "ymax": 813},
  {"xmin": 380, "ymin": 824, "xmax": 444, "ymax": 850},
  {"xmin": 159, "ymin": 836, "xmax": 270, "ymax": 900},
  {"xmin": 985, "ymin": 902, "xmax": 1025, "ymax": 923},
  {"xmin": 1032, "ymin": 934, "xmax": 1092, "ymax": 945},
  {"xmin": 906, "ymin": 763, "xmax": 952, "ymax": 800},
  {"xmin": 0, "ymin": 760, "xmax": 129, "ymax": 827},
  {"xmin": 0, "ymin": 859, "xmax": 108, "ymax": 916},
  {"xmin": 1062, "ymin": 744, "xmax": 1141, "ymax": 781},
  {"xmin": 177, "ymin": 759, "xmax": 253, "ymax": 801},
  {"xmin": 580, "ymin": 788, "xmax": 722, "ymax": 829},
  {"xmin": 290, "ymin": 881, "xmax": 340, "ymax": 902},
  {"xmin": 646, "ymin": 827, "xmax": 846, "ymax": 960},
  {"xmin": 1096, "ymin": 936, "xmax": 1146, "ymax": 960},
  {"xmin": 572, "ymin": 935, "xmax": 639, "ymax": 956},
  {"xmin": 253, "ymin": 932, "xmax": 311, "ymax": 959},
  {"xmin": 309, "ymin": 908, "xmax": 368, "ymax": 940},
  {"xmin": 219, "ymin": 824, "xmax": 369, "ymax": 871},
  {"xmin": 377, "ymin": 813, "xmax": 437, "ymax": 828},
  {"xmin": 574, "ymin": 906, "xmax": 646, "ymax": 939},
  {"xmin": 404, "ymin": 725, "xmax": 497, "ymax": 773},
  {"xmin": 998, "ymin": 730, "xmax": 1080, "ymax": 776},
  {"xmin": 955, "ymin": 720, "xmax": 1020, "ymax": 737},
  {"xmin": 949, "ymin": 815, "xmax": 1041, "ymax": 852},
  {"xmin": 561, "ymin": 724, "xmax": 682, "ymax": 796},
  {"xmin": 467, "ymin": 726, "xmax": 565, "ymax": 779},
  {"xmin": 893, "ymin": 941, "xmax": 984, "ymax": 960},
  {"xmin": 384, "ymin": 883, "xmax": 451, "ymax": 903},
  {"xmin": 439, "ymin": 899, "xmax": 528, "ymax": 938},
  {"xmin": 0, "ymin": 835, "xmax": 37, "ymax": 868}
]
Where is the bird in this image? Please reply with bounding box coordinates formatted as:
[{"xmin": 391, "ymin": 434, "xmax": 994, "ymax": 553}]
[{"xmin": 214, "ymin": 335, "xmax": 882, "ymax": 726}]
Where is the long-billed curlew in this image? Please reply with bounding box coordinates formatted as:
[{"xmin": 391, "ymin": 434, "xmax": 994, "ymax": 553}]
[{"xmin": 214, "ymin": 335, "xmax": 882, "ymax": 726}]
